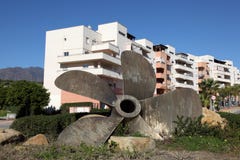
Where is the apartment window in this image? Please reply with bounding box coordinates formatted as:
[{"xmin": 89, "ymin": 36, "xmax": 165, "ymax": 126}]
[
  {"xmin": 83, "ymin": 64, "xmax": 88, "ymax": 68},
  {"xmin": 118, "ymin": 31, "xmax": 125, "ymax": 36},
  {"xmin": 157, "ymin": 89, "xmax": 164, "ymax": 95},
  {"xmin": 86, "ymin": 37, "xmax": 91, "ymax": 44},
  {"xmin": 167, "ymin": 75, "xmax": 171, "ymax": 80},
  {"xmin": 92, "ymin": 39, "xmax": 97, "ymax": 45},
  {"xmin": 64, "ymin": 52, "xmax": 69, "ymax": 56},
  {"xmin": 157, "ymin": 68, "xmax": 164, "ymax": 73},
  {"xmin": 146, "ymin": 46, "xmax": 152, "ymax": 50},
  {"xmin": 167, "ymin": 65, "xmax": 171, "ymax": 71},
  {"xmin": 156, "ymin": 78, "xmax": 164, "ymax": 83}
]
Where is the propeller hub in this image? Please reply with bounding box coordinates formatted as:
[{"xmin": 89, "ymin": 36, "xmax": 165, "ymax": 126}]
[{"xmin": 115, "ymin": 95, "xmax": 141, "ymax": 118}]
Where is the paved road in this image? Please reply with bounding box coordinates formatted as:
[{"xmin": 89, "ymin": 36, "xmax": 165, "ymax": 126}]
[{"xmin": 0, "ymin": 120, "xmax": 14, "ymax": 129}]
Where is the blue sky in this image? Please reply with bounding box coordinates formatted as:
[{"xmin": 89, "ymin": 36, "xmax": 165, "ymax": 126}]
[{"xmin": 0, "ymin": 0, "xmax": 240, "ymax": 68}]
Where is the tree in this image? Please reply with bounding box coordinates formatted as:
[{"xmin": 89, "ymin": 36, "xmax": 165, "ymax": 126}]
[
  {"xmin": 218, "ymin": 84, "xmax": 240, "ymax": 107},
  {"xmin": 0, "ymin": 80, "xmax": 12, "ymax": 110},
  {"xmin": 5, "ymin": 80, "xmax": 49, "ymax": 117},
  {"xmin": 199, "ymin": 78, "xmax": 219, "ymax": 108}
]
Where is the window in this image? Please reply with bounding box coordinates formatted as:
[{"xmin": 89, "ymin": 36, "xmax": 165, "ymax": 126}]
[
  {"xmin": 83, "ymin": 64, "xmax": 88, "ymax": 68},
  {"xmin": 64, "ymin": 38, "xmax": 67, "ymax": 41},
  {"xmin": 156, "ymin": 68, "xmax": 164, "ymax": 73},
  {"xmin": 92, "ymin": 39, "xmax": 97, "ymax": 45},
  {"xmin": 146, "ymin": 46, "xmax": 152, "ymax": 50},
  {"xmin": 86, "ymin": 37, "xmax": 91, "ymax": 44},
  {"xmin": 118, "ymin": 31, "xmax": 125, "ymax": 36},
  {"xmin": 64, "ymin": 52, "xmax": 69, "ymax": 56}
]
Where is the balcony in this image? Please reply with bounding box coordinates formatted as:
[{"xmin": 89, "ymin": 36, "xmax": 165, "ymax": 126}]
[
  {"xmin": 175, "ymin": 56, "xmax": 193, "ymax": 65},
  {"xmin": 156, "ymin": 83, "xmax": 167, "ymax": 89},
  {"xmin": 156, "ymin": 62, "xmax": 166, "ymax": 68},
  {"xmin": 175, "ymin": 82, "xmax": 195, "ymax": 90},
  {"xmin": 214, "ymin": 70, "xmax": 231, "ymax": 76},
  {"xmin": 57, "ymin": 53, "xmax": 121, "ymax": 66},
  {"xmin": 92, "ymin": 43, "xmax": 119, "ymax": 55},
  {"xmin": 174, "ymin": 64, "xmax": 193, "ymax": 72},
  {"xmin": 59, "ymin": 67, "xmax": 122, "ymax": 80},
  {"xmin": 174, "ymin": 73, "xmax": 194, "ymax": 81},
  {"xmin": 156, "ymin": 73, "xmax": 165, "ymax": 79},
  {"xmin": 214, "ymin": 77, "xmax": 231, "ymax": 83}
]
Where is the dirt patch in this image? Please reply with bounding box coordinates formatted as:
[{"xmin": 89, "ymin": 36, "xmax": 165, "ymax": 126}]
[{"xmin": 0, "ymin": 144, "xmax": 239, "ymax": 160}]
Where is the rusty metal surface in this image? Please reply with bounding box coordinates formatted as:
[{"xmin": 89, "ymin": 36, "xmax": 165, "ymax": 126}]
[
  {"xmin": 140, "ymin": 88, "xmax": 202, "ymax": 135},
  {"xmin": 121, "ymin": 51, "xmax": 156, "ymax": 100},
  {"xmin": 57, "ymin": 115, "xmax": 124, "ymax": 146},
  {"xmin": 55, "ymin": 70, "xmax": 117, "ymax": 106}
]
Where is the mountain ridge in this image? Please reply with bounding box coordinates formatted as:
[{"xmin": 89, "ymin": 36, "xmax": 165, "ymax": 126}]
[{"xmin": 0, "ymin": 67, "xmax": 43, "ymax": 82}]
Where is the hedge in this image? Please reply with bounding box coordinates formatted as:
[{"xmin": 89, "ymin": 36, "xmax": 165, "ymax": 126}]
[
  {"xmin": 10, "ymin": 110, "xmax": 112, "ymax": 141},
  {"xmin": 10, "ymin": 114, "xmax": 78, "ymax": 140}
]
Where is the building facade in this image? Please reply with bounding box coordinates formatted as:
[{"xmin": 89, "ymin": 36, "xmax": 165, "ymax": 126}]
[
  {"xmin": 44, "ymin": 22, "xmax": 154, "ymax": 108},
  {"xmin": 44, "ymin": 21, "xmax": 240, "ymax": 108}
]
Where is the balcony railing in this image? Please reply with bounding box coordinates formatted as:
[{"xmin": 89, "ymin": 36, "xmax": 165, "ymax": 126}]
[
  {"xmin": 92, "ymin": 42, "xmax": 119, "ymax": 54},
  {"xmin": 175, "ymin": 82, "xmax": 195, "ymax": 89},
  {"xmin": 57, "ymin": 53, "xmax": 121, "ymax": 66},
  {"xmin": 174, "ymin": 64, "xmax": 193, "ymax": 72},
  {"xmin": 59, "ymin": 67, "xmax": 122, "ymax": 80},
  {"xmin": 156, "ymin": 83, "xmax": 167, "ymax": 89},
  {"xmin": 174, "ymin": 73, "xmax": 194, "ymax": 81}
]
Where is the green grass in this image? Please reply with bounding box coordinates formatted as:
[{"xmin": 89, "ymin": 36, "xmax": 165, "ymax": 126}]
[{"xmin": 166, "ymin": 136, "xmax": 230, "ymax": 153}]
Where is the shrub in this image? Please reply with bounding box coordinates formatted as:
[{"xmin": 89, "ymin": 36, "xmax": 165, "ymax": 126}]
[
  {"xmin": 218, "ymin": 112, "xmax": 240, "ymax": 129},
  {"xmin": 0, "ymin": 110, "xmax": 8, "ymax": 117},
  {"xmin": 173, "ymin": 115, "xmax": 225, "ymax": 139},
  {"xmin": 10, "ymin": 114, "xmax": 77, "ymax": 140},
  {"xmin": 10, "ymin": 111, "xmax": 112, "ymax": 141}
]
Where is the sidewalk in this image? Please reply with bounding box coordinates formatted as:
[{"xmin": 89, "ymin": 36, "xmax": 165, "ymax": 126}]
[
  {"xmin": 0, "ymin": 120, "xmax": 14, "ymax": 129},
  {"xmin": 219, "ymin": 106, "xmax": 240, "ymax": 114}
]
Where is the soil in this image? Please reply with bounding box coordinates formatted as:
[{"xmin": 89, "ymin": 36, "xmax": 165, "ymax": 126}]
[{"xmin": 0, "ymin": 144, "xmax": 239, "ymax": 160}]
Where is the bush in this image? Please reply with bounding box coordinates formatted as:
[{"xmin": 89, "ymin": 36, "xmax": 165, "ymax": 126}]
[
  {"xmin": 0, "ymin": 110, "xmax": 8, "ymax": 117},
  {"xmin": 10, "ymin": 114, "xmax": 77, "ymax": 141},
  {"xmin": 218, "ymin": 112, "xmax": 240, "ymax": 129},
  {"xmin": 10, "ymin": 110, "xmax": 112, "ymax": 141},
  {"xmin": 173, "ymin": 115, "xmax": 225, "ymax": 139}
]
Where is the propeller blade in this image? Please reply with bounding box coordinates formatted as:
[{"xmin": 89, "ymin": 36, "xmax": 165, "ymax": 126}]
[
  {"xmin": 57, "ymin": 115, "xmax": 124, "ymax": 146},
  {"xmin": 127, "ymin": 115, "xmax": 163, "ymax": 140},
  {"xmin": 140, "ymin": 88, "xmax": 202, "ymax": 136},
  {"xmin": 121, "ymin": 51, "xmax": 156, "ymax": 100},
  {"xmin": 55, "ymin": 70, "xmax": 117, "ymax": 106}
]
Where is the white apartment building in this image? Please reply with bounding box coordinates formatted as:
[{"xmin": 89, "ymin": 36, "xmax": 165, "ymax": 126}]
[
  {"xmin": 195, "ymin": 55, "xmax": 237, "ymax": 87},
  {"xmin": 163, "ymin": 45, "xmax": 198, "ymax": 91},
  {"xmin": 44, "ymin": 21, "xmax": 240, "ymax": 108},
  {"xmin": 44, "ymin": 22, "xmax": 154, "ymax": 108},
  {"xmin": 233, "ymin": 67, "xmax": 240, "ymax": 84}
]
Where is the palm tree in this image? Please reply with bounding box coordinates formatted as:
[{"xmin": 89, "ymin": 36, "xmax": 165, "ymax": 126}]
[
  {"xmin": 199, "ymin": 78, "xmax": 219, "ymax": 108},
  {"xmin": 218, "ymin": 84, "xmax": 240, "ymax": 107}
]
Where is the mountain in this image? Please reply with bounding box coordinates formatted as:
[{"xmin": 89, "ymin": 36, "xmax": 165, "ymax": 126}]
[{"xmin": 0, "ymin": 67, "xmax": 43, "ymax": 82}]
